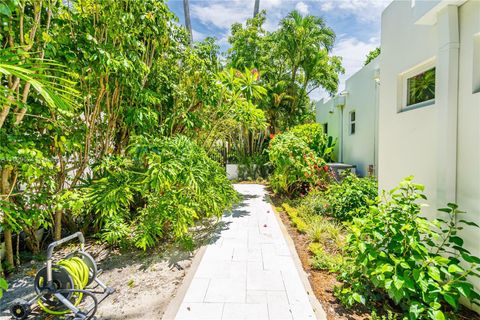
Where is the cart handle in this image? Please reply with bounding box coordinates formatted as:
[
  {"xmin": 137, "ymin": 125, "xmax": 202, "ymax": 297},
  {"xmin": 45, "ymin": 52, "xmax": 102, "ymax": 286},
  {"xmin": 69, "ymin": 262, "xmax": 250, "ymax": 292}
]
[{"xmin": 46, "ymin": 232, "xmax": 85, "ymax": 260}]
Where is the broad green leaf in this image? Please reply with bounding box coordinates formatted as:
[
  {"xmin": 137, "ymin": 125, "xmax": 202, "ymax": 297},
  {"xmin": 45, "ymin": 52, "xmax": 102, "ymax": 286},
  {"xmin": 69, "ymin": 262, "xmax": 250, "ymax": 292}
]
[
  {"xmin": 449, "ymin": 236, "xmax": 464, "ymax": 246},
  {"xmin": 432, "ymin": 310, "xmax": 445, "ymax": 320},
  {"xmin": 459, "ymin": 219, "xmax": 479, "ymax": 227},
  {"xmin": 447, "ymin": 264, "xmax": 463, "ymax": 273},
  {"xmin": 443, "ymin": 293, "xmax": 458, "ymax": 309}
]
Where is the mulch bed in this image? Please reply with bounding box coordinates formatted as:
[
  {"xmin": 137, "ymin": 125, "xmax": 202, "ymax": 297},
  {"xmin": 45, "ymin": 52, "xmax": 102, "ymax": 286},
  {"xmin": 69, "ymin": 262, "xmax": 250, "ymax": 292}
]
[{"xmin": 269, "ymin": 192, "xmax": 370, "ymax": 320}]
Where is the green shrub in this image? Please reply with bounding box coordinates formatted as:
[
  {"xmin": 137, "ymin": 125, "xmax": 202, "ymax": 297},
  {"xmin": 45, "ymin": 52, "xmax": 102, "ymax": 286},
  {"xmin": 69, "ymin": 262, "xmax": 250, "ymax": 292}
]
[
  {"xmin": 289, "ymin": 123, "xmax": 336, "ymax": 162},
  {"xmin": 293, "ymin": 173, "xmax": 377, "ymax": 221},
  {"xmin": 336, "ymin": 177, "xmax": 480, "ymax": 319},
  {"xmin": 82, "ymin": 136, "xmax": 238, "ymax": 249},
  {"xmin": 322, "ymin": 173, "xmax": 377, "ymax": 221},
  {"xmin": 268, "ymin": 124, "xmax": 333, "ymax": 196}
]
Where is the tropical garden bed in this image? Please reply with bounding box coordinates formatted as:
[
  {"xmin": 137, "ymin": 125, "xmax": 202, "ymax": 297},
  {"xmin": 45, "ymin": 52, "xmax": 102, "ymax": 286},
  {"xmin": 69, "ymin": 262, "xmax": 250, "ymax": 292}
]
[
  {"xmin": 266, "ymin": 125, "xmax": 480, "ymax": 320},
  {"xmin": 1, "ymin": 0, "xmax": 480, "ymax": 319}
]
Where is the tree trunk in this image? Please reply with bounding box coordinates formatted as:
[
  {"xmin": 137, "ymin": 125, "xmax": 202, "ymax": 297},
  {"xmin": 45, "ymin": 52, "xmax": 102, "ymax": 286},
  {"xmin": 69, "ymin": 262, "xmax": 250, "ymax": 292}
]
[
  {"xmin": 1, "ymin": 167, "xmax": 14, "ymax": 268},
  {"xmin": 183, "ymin": 0, "xmax": 193, "ymax": 44},
  {"xmin": 253, "ymin": 0, "xmax": 260, "ymax": 17},
  {"xmin": 54, "ymin": 210, "xmax": 62, "ymax": 240},
  {"xmin": 3, "ymin": 229, "xmax": 14, "ymax": 270}
]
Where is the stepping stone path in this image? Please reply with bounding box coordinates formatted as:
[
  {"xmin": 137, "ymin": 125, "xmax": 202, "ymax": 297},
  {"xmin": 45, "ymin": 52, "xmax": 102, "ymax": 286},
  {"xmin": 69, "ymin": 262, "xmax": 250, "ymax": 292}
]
[{"xmin": 174, "ymin": 184, "xmax": 324, "ymax": 320}]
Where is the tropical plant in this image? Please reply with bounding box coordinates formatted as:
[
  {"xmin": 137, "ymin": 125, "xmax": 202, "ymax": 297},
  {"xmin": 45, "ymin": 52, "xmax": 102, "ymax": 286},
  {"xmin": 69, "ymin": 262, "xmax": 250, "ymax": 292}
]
[
  {"xmin": 289, "ymin": 123, "xmax": 336, "ymax": 161},
  {"xmin": 0, "ymin": 0, "xmax": 255, "ymax": 273},
  {"xmin": 268, "ymin": 132, "xmax": 326, "ymax": 196},
  {"xmin": 364, "ymin": 47, "xmax": 381, "ymax": 66},
  {"xmin": 337, "ymin": 178, "xmax": 480, "ymax": 319},
  {"xmin": 81, "ymin": 136, "xmax": 239, "ymax": 250},
  {"xmin": 227, "ymin": 11, "xmax": 344, "ymax": 133}
]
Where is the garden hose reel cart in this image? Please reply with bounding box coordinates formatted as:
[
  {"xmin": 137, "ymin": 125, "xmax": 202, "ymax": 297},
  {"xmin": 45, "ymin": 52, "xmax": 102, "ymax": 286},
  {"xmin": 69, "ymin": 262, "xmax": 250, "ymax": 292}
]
[{"xmin": 9, "ymin": 232, "xmax": 114, "ymax": 320}]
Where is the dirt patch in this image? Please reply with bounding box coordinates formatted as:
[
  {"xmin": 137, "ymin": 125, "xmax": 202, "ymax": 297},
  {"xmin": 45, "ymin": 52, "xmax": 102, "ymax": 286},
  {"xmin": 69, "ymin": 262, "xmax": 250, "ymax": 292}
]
[{"xmin": 0, "ymin": 221, "xmax": 224, "ymax": 320}]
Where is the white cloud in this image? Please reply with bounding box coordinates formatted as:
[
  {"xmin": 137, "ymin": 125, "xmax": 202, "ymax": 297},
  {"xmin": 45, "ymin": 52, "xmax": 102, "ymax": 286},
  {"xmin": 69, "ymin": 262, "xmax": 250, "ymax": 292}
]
[
  {"xmin": 261, "ymin": 0, "xmax": 283, "ymax": 9},
  {"xmin": 192, "ymin": 29, "xmax": 207, "ymax": 42},
  {"xmin": 295, "ymin": 1, "xmax": 309, "ymax": 15},
  {"xmin": 191, "ymin": 2, "xmax": 253, "ymax": 31},
  {"xmin": 314, "ymin": 36, "xmax": 379, "ymax": 101},
  {"xmin": 319, "ymin": 0, "xmax": 391, "ymax": 22},
  {"xmin": 320, "ymin": 2, "xmax": 334, "ymax": 12}
]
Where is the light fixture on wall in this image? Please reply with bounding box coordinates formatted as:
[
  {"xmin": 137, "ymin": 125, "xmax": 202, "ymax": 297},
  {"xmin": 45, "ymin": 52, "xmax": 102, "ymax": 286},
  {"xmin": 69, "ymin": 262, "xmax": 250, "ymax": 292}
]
[
  {"xmin": 374, "ymin": 68, "xmax": 380, "ymax": 84},
  {"xmin": 339, "ymin": 90, "xmax": 349, "ymax": 96}
]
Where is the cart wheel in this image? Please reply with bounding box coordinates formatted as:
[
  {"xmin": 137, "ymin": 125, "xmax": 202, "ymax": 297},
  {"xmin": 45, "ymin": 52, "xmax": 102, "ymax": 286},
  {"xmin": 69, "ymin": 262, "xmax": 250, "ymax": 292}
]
[
  {"xmin": 34, "ymin": 265, "xmax": 74, "ymax": 307},
  {"xmin": 9, "ymin": 299, "xmax": 31, "ymax": 320}
]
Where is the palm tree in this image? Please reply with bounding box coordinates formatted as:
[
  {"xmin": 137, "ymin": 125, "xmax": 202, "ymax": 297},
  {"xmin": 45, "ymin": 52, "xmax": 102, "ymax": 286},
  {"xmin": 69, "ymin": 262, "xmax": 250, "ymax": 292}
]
[
  {"xmin": 278, "ymin": 10, "xmax": 335, "ymax": 79},
  {"xmin": 276, "ymin": 11, "xmax": 338, "ymax": 120},
  {"xmin": 183, "ymin": 0, "xmax": 193, "ymax": 44},
  {"xmin": 253, "ymin": 0, "xmax": 260, "ymax": 17}
]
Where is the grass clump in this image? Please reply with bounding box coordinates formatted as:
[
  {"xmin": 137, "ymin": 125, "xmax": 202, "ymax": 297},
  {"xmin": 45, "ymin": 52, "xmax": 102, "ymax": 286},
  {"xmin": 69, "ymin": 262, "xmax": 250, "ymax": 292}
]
[{"xmin": 282, "ymin": 203, "xmax": 308, "ymax": 233}]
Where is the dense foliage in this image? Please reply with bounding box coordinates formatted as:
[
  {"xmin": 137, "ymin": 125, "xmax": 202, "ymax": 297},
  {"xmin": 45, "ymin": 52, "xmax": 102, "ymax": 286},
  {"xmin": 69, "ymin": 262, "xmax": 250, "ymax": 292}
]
[
  {"xmin": 337, "ymin": 178, "xmax": 480, "ymax": 319},
  {"xmin": 321, "ymin": 173, "xmax": 377, "ymax": 221},
  {"xmin": 0, "ymin": 0, "xmax": 344, "ymax": 278},
  {"xmin": 81, "ymin": 136, "xmax": 238, "ymax": 249},
  {"xmin": 228, "ymin": 11, "xmax": 344, "ymax": 133},
  {"xmin": 268, "ymin": 124, "xmax": 334, "ymax": 196},
  {"xmin": 0, "ymin": 0, "xmax": 269, "ymax": 272}
]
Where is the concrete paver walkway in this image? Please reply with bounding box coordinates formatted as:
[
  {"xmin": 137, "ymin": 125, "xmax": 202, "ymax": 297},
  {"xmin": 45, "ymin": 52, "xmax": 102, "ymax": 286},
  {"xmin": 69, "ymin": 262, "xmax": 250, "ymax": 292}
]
[{"xmin": 174, "ymin": 184, "xmax": 324, "ymax": 320}]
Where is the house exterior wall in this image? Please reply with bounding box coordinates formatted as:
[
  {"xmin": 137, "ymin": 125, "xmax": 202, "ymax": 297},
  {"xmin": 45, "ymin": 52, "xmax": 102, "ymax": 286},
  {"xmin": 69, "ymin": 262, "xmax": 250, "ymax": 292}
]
[
  {"xmin": 456, "ymin": 0, "xmax": 480, "ymax": 306},
  {"xmin": 315, "ymin": 97, "xmax": 340, "ymax": 161},
  {"xmin": 342, "ymin": 58, "xmax": 379, "ymax": 177},
  {"xmin": 379, "ymin": 0, "xmax": 480, "ymax": 310},
  {"xmin": 378, "ymin": 0, "xmax": 439, "ymax": 217},
  {"xmin": 315, "ymin": 58, "xmax": 379, "ymax": 177}
]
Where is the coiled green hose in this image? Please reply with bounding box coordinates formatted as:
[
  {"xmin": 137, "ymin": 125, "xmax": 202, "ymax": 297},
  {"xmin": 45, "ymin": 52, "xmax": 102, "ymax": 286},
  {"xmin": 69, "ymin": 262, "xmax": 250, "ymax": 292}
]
[{"xmin": 38, "ymin": 257, "xmax": 90, "ymax": 315}]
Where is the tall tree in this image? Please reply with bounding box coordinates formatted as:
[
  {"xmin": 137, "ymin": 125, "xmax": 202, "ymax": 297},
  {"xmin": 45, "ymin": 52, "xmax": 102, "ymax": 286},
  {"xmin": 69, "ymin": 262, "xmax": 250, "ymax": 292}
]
[
  {"xmin": 227, "ymin": 10, "xmax": 344, "ymax": 132},
  {"xmin": 183, "ymin": 0, "xmax": 193, "ymax": 44},
  {"xmin": 253, "ymin": 0, "xmax": 260, "ymax": 17}
]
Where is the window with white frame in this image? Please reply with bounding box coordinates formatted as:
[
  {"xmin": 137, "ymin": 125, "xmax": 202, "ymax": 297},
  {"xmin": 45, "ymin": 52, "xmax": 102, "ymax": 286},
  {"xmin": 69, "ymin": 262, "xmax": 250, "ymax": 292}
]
[
  {"xmin": 349, "ymin": 111, "xmax": 356, "ymax": 135},
  {"xmin": 400, "ymin": 59, "xmax": 436, "ymax": 111},
  {"xmin": 323, "ymin": 123, "xmax": 328, "ymax": 135}
]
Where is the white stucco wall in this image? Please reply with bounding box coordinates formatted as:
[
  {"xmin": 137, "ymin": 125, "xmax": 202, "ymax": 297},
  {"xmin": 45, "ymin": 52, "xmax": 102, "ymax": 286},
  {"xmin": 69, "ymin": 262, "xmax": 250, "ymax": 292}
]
[
  {"xmin": 379, "ymin": 0, "xmax": 480, "ymax": 310},
  {"xmin": 378, "ymin": 0, "xmax": 439, "ymax": 216},
  {"xmin": 457, "ymin": 0, "xmax": 480, "ymax": 308},
  {"xmin": 315, "ymin": 58, "xmax": 379, "ymax": 176},
  {"xmin": 315, "ymin": 97, "xmax": 340, "ymax": 161},
  {"xmin": 342, "ymin": 58, "xmax": 379, "ymax": 177}
]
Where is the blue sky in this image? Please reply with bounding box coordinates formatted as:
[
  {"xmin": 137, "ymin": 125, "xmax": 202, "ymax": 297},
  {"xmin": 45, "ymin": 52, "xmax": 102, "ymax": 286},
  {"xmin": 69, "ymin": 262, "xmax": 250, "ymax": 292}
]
[{"xmin": 166, "ymin": 0, "xmax": 392, "ymax": 100}]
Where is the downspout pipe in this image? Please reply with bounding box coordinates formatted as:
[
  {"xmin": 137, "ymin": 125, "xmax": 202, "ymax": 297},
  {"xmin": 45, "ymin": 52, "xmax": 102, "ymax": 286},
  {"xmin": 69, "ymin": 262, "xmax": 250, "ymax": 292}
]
[{"xmin": 436, "ymin": 5, "xmax": 459, "ymax": 209}]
